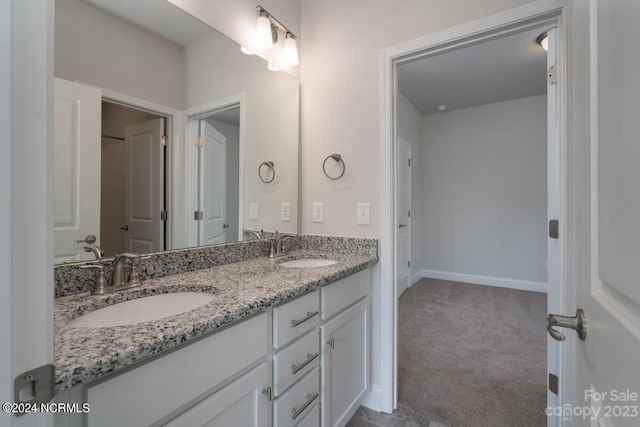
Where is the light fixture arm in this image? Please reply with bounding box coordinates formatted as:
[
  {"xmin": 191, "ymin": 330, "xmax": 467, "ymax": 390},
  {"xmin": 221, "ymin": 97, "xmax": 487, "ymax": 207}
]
[{"xmin": 256, "ymin": 5, "xmax": 297, "ymax": 40}]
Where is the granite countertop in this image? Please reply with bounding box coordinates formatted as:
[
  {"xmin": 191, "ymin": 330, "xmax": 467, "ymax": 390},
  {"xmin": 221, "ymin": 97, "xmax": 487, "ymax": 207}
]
[{"xmin": 54, "ymin": 250, "xmax": 377, "ymax": 394}]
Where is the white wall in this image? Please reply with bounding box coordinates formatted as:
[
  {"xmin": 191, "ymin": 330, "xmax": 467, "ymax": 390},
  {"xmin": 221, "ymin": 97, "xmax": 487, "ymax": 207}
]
[
  {"xmin": 205, "ymin": 118, "xmax": 241, "ymax": 242},
  {"xmin": 397, "ymin": 92, "xmax": 424, "ymax": 277},
  {"xmin": 184, "ymin": 31, "xmax": 299, "ymax": 235},
  {"xmin": 55, "ymin": 0, "xmax": 183, "ymax": 109},
  {"xmin": 421, "ymin": 95, "xmax": 547, "ymax": 285},
  {"xmin": 299, "ymin": 0, "xmax": 535, "ymax": 238}
]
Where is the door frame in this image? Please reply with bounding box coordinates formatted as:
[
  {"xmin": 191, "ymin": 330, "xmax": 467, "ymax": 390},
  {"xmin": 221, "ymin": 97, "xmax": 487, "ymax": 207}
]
[
  {"xmin": 92, "ymin": 86, "xmax": 182, "ymax": 251},
  {"xmin": 184, "ymin": 93, "xmax": 246, "ymax": 247},
  {"xmin": 397, "ymin": 137, "xmax": 412, "ymax": 296},
  {"xmin": 379, "ymin": 0, "xmax": 572, "ymax": 418}
]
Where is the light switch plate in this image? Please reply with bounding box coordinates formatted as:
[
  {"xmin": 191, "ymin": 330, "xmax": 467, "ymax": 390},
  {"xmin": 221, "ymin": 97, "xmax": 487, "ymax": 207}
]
[
  {"xmin": 281, "ymin": 203, "xmax": 291, "ymax": 222},
  {"xmin": 313, "ymin": 203, "xmax": 324, "ymax": 223},
  {"xmin": 249, "ymin": 203, "xmax": 258, "ymax": 220},
  {"xmin": 357, "ymin": 203, "xmax": 370, "ymax": 225}
]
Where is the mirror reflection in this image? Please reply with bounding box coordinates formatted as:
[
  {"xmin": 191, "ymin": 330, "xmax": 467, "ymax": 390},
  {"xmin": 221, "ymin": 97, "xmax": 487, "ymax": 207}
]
[{"xmin": 53, "ymin": 0, "xmax": 299, "ymax": 263}]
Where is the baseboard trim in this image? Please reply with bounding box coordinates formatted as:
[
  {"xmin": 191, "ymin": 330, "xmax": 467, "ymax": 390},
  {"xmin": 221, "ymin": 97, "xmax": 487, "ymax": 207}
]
[
  {"xmin": 409, "ymin": 271, "xmax": 422, "ymax": 287},
  {"xmin": 418, "ymin": 269, "xmax": 547, "ymax": 293},
  {"xmin": 360, "ymin": 384, "xmax": 382, "ymax": 412}
]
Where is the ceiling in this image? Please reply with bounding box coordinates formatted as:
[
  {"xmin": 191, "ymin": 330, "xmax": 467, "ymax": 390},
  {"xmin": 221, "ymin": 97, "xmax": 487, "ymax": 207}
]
[
  {"xmin": 83, "ymin": 0, "xmax": 213, "ymax": 46},
  {"xmin": 397, "ymin": 26, "xmax": 551, "ymax": 114}
]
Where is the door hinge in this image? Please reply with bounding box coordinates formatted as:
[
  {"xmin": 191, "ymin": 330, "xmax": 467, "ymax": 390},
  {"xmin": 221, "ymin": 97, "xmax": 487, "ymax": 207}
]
[
  {"xmin": 161, "ymin": 135, "xmax": 167, "ymax": 146},
  {"xmin": 408, "ymin": 159, "xmax": 412, "ymax": 166},
  {"xmin": 14, "ymin": 364, "xmax": 54, "ymax": 416},
  {"xmin": 194, "ymin": 211, "xmax": 203, "ymax": 221},
  {"xmin": 549, "ymin": 220, "xmax": 559, "ymax": 239},
  {"xmin": 195, "ymin": 137, "xmax": 204, "ymax": 147},
  {"xmin": 408, "ymin": 210, "xmax": 411, "ymax": 218},
  {"xmin": 160, "ymin": 210, "xmax": 168, "ymax": 221},
  {"xmin": 549, "ymin": 373, "xmax": 559, "ymax": 395},
  {"xmin": 548, "ymin": 64, "xmax": 558, "ymax": 85},
  {"xmin": 408, "ymin": 260, "xmax": 411, "ymax": 268}
]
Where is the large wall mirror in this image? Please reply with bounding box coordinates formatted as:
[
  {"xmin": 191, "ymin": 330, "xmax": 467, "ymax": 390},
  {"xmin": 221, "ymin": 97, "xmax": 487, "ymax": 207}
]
[{"xmin": 53, "ymin": 0, "xmax": 299, "ymax": 263}]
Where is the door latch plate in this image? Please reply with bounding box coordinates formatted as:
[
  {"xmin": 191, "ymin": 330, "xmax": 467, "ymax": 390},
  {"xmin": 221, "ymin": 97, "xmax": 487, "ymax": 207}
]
[{"xmin": 14, "ymin": 364, "xmax": 54, "ymax": 416}]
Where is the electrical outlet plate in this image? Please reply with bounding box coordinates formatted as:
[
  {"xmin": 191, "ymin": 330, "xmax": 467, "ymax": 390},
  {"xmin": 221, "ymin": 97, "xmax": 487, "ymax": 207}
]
[
  {"xmin": 250, "ymin": 203, "xmax": 258, "ymax": 220},
  {"xmin": 357, "ymin": 203, "xmax": 370, "ymax": 225},
  {"xmin": 281, "ymin": 203, "xmax": 291, "ymax": 222},
  {"xmin": 313, "ymin": 203, "xmax": 324, "ymax": 223}
]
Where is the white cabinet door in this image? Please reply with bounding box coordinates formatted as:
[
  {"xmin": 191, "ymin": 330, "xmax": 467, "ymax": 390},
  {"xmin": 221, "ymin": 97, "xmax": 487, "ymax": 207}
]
[
  {"xmin": 164, "ymin": 363, "xmax": 269, "ymax": 427},
  {"xmin": 321, "ymin": 298, "xmax": 369, "ymax": 427}
]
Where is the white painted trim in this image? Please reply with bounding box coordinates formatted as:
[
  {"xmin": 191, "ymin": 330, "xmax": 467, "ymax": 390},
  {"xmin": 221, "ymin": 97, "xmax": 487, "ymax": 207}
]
[
  {"xmin": 184, "ymin": 94, "xmax": 246, "ymax": 245},
  {"xmin": 380, "ymin": 0, "xmax": 568, "ymax": 415},
  {"xmin": 409, "ymin": 271, "xmax": 423, "ymax": 287},
  {"xmin": 77, "ymin": 83, "xmax": 185, "ymax": 251},
  {"xmin": 360, "ymin": 384, "xmax": 381, "ymax": 411},
  {"xmin": 418, "ymin": 270, "xmax": 547, "ymax": 293},
  {"xmin": 6, "ymin": 0, "xmax": 55, "ymax": 425}
]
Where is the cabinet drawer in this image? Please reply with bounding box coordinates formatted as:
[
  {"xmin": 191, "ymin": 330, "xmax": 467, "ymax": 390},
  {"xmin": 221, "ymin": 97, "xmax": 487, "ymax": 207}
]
[
  {"xmin": 273, "ymin": 290, "xmax": 319, "ymax": 349},
  {"xmin": 273, "ymin": 329, "xmax": 319, "ymax": 396},
  {"xmin": 274, "ymin": 368, "xmax": 319, "ymax": 427},
  {"xmin": 295, "ymin": 402, "xmax": 319, "ymax": 427},
  {"xmin": 320, "ymin": 269, "xmax": 369, "ymax": 320},
  {"xmin": 86, "ymin": 313, "xmax": 268, "ymax": 427}
]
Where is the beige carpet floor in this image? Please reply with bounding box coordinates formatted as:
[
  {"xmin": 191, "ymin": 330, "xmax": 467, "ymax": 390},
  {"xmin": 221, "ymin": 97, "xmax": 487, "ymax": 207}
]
[{"xmin": 398, "ymin": 279, "xmax": 547, "ymax": 427}]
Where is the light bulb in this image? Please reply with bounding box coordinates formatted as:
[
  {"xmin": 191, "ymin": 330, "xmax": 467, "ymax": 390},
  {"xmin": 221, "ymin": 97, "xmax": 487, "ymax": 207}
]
[
  {"xmin": 255, "ymin": 15, "xmax": 273, "ymax": 51},
  {"xmin": 283, "ymin": 33, "xmax": 299, "ymax": 67}
]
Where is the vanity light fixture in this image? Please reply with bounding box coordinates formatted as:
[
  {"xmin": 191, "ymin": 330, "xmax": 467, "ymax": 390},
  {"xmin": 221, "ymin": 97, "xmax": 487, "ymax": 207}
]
[
  {"xmin": 283, "ymin": 32, "xmax": 299, "ymax": 67},
  {"xmin": 240, "ymin": 46, "xmax": 255, "ymax": 55},
  {"xmin": 255, "ymin": 9, "xmax": 275, "ymax": 50},
  {"xmin": 536, "ymin": 32, "xmax": 548, "ymax": 51},
  {"xmin": 267, "ymin": 62, "xmax": 281, "ymax": 72},
  {"xmin": 249, "ymin": 6, "xmax": 299, "ymax": 68}
]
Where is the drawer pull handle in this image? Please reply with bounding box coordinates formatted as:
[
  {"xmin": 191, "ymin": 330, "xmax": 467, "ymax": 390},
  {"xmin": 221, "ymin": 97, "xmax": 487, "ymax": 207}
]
[
  {"xmin": 291, "ymin": 353, "xmax": 319, "ymax": 375},
  {"xmin": 291, "ymin": 392, "xmax": 319, "ymax": 420},
  {"xmin": 291, "ymin": 311, "xmax": 319, "ymax": 327}
]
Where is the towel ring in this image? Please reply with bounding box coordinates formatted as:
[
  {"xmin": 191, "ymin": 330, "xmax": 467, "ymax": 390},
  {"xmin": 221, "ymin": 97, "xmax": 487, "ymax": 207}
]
[
  {"xmin": 258, "ymin": 161, "xmax": 275, "ymax": 183},
  {"xmin": 323, "ymin": 154, "xmax": 345, "ymax": 180}
]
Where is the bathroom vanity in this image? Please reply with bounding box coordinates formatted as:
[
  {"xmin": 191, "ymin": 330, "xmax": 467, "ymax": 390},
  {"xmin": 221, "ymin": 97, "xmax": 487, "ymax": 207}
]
[{"xmin": 53, "ymin": 237, "xmax": 376, "ymax": 427}]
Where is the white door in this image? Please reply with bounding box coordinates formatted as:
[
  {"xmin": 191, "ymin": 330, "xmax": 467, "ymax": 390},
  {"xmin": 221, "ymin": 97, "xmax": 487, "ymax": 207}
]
[
  {"xmin": 53, "ymin": 78, "xmax": 102, "ymax": 263},
  {"xmin": 560, "ymin": 1, "xmax": 640, "ymax": 425},
  {"xmin": 397, "ymin": 138, "xmax": 411, "ymax": 296},
  {"xmin": 123, "ymin": 118, "xmax": 164, "ymax": 253},
  {"xmin": 199, "ymin": 120, "xmax": 227, "ymax": 245}
]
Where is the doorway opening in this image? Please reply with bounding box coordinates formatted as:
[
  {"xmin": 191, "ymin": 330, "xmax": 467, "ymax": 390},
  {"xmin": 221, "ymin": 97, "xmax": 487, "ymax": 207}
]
[
  {"xmin": 195, "ymin": 106, "xmax": 241, "ymax": 246},
  {"xmin": 380, "ymin": 4, "xmax": 568, "ymax": 424},
  {"xmin": 100, "ymin": 100, "xmax": 168, "ymax": 257},
  {"xmin": 185, "ymin": 98, "xmax": 243, "ymax": 247},
  {"xmin": 394, "ymin": 27, "xmax": 552, "ymax": 425}
]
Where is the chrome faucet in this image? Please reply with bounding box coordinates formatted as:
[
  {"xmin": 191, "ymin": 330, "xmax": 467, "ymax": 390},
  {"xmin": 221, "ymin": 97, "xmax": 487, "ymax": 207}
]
[
  {"xmin": 110, "ymin": 253, "xmax": 150, "ymax": 291},
  {"xmin": 84, "ymin": 245, "xmax": 104, "ymax": 260},
  {"xmin": 269, "ymin": 234, "xmax": 295, "ymax": 258},
  {"xmin": 245, "ymin": 229, "xmax": 263, "ymax": 241}
]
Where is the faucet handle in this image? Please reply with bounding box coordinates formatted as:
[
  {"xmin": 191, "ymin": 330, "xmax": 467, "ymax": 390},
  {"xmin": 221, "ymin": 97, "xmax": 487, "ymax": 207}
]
[
  {"xmin": 79, "ymin": 264, "xmax": 108, "ymax": 295},
  {"xmin": 126, "ymin": 254, "xmax": 151, "ymax": 285}
]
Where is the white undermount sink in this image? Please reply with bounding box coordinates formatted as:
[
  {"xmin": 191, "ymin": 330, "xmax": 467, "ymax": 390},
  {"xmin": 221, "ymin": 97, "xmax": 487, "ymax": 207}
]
[
  {"xmin": 68, "ymin": 292, "xmax": 216, "ymax": 328},
  {"xmin": 278, "ymin": 258, "xmax": 338, "ymax": 268}
]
